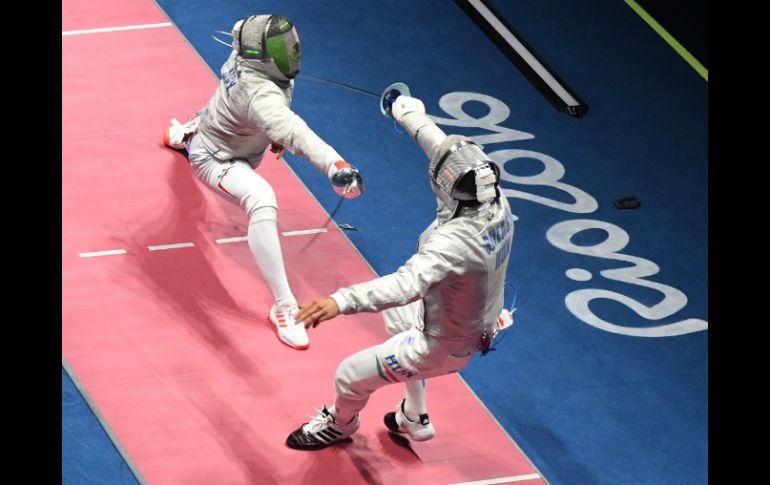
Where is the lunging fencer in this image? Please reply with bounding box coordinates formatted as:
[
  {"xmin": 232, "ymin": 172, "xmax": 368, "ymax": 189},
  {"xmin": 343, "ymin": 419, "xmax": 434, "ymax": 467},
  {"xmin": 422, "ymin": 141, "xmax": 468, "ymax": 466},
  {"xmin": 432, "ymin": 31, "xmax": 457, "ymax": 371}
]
[
  {"xmin": 162, "ymin": 14, "xmax": 364, "ymax": 350},
  {"xmin": 286, "ymin": 85, "xmax": 516, "ymax": 450}
]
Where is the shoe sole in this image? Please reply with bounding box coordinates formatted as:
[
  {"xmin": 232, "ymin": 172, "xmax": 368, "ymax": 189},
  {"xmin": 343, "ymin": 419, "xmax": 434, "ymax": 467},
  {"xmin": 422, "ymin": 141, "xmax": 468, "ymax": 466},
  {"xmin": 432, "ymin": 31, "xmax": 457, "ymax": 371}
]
[{"xmin": 268, "ymin": 311, "xmax": 309, "ymax": 350}]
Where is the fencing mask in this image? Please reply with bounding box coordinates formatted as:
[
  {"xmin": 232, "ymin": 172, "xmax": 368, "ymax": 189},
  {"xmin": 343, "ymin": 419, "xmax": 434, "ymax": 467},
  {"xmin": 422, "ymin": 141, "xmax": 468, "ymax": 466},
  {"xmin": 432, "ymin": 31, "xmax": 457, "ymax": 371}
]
[
  {"xmin": 232, "ymin": 15, "xmax": 301, "ymax": 81},
  {"xmin": 428, "ymin": 135, "xmax": 500, "ymax": 220}
]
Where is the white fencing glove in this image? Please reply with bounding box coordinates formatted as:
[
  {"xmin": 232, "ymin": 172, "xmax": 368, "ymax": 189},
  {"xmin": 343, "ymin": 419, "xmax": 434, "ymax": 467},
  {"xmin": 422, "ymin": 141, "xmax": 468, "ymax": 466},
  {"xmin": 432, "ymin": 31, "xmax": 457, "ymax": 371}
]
[{"xmin": 392, "ymin": 95, "xmax": 426, "ymax": 123}]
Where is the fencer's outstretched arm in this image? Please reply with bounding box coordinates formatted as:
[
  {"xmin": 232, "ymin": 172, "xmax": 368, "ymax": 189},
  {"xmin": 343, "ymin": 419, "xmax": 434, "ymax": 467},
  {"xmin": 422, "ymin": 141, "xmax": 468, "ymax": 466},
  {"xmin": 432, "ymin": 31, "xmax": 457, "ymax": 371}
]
[
  {"xmin": 250, "ymin": 89, "xmax": 340, "ymax": 176},
  {"xmin": 250, "ymin": 89, "xmax": 363, "ymax": 198},
  {"xmin": 331, "ymin": 235, "xmax": 465, "ymax": 314},
  {"xmin": 295, "ymin": 232, "xmax": 467, "ymax": 328},
  {"xmin": 391, "ymin": 95, "xmax": 448, "ymax": 159}
]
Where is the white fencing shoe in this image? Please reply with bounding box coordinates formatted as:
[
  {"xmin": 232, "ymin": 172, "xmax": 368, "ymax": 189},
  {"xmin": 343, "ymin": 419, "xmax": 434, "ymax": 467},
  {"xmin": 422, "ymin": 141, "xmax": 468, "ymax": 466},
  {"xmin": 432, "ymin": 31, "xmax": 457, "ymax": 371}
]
[
  {"xmin": 163, "ymin": 117, "xmax": 200, "ymax": 151},
  {"xmin": 269, "ymin": 301, "xmax": 309, "ymax": 350}
]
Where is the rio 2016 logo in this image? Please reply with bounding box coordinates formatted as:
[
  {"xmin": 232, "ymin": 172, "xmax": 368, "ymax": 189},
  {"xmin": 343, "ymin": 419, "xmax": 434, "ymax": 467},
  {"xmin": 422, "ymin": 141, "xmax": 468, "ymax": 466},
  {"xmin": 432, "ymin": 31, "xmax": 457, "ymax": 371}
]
[{"xmin": 429, "ymin": 92, "xmax": 707, "ymax": 338}]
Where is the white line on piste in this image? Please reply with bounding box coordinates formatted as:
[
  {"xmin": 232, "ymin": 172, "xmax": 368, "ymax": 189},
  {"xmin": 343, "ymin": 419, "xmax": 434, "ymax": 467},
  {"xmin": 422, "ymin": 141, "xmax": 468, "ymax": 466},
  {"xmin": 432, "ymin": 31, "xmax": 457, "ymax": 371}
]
[
  {"xmin": 81, "ymin": 229, "xmax": 325, "ymax": 255},
  {"xmin": 217, "ymin": 229, "xmax": 326, "ymax": 242},
  {"xmin": 62, "ymin": 22, "xmax": 173, "ymax": 36},
  {"xmin": 147, "ymin": 242, "xmax": 195, "ymax": 251},
  {"xmin": 215, "ymin": 236, "xmax": 249, "ymax": 244},
  {"xmin": 282, "ymin": 228, "xmax": 327, "ymax": 236},
  {"xmin": 448, "ymin": 473, "xmax": 542, "ymax": 485},
  {"xmin": 79, "ymin": 249, "xmax": 127, "ymax": 258}
]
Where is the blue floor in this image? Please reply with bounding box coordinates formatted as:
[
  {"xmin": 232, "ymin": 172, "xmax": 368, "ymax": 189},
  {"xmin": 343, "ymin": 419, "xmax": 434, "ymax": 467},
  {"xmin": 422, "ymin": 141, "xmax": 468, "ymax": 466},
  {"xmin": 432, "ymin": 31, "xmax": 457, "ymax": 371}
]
[
  {"xmin": 64, "ymin": 1, "xmax": 708, "ymax": 483},
  {"xmin": 62, "ymin": 367, "xmax": 139, "ymax": 485}
]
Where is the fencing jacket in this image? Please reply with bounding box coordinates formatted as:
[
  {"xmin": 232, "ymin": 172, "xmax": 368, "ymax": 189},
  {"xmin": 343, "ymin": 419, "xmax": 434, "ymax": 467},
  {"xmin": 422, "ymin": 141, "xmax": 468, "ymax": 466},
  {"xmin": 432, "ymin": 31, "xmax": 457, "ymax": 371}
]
[
  {"xmin": 195, "ymin": 50, "xmax": 341, "ymax": 179},
  {"xmin": 332, "ymin": 196, "xmax": 515, "ymax": 341}
]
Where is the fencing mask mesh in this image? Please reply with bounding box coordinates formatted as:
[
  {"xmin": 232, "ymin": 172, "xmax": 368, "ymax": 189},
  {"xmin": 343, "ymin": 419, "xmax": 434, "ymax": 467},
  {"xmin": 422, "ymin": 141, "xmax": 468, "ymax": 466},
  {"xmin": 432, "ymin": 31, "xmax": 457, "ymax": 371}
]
[
  {"xmin": 428, "ymin": 135, "xmax": 500, "ymax": 212},
  {"xmin": 232, "ymin": 15, "xmax": 301, "ymax": 79}
]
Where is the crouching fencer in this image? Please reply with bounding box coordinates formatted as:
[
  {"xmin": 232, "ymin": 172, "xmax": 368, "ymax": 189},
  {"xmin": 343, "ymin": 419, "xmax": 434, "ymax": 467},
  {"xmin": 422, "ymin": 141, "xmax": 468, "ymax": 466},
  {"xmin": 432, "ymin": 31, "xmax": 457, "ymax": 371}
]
[
  {"xmin": 285, "ymin": 86, "xmax": 516, "ymax": 450},
  {"xmin": 162, "ymin": 14, "xmax": 364, "ymax": 350}
]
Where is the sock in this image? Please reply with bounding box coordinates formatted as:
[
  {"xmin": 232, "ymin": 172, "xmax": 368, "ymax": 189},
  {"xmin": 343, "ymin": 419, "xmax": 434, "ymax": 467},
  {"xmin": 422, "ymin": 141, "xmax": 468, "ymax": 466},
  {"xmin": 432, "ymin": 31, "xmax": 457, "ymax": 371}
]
[
  {"xmin": 328, "ymin": 405, "xmax": 356, "ymax": 425},
  {"xmin": 247, "ymin": 218, "xmax": 294, "ymax": 304},
  {"xmin": 403, "ymin": 379, "xmax": 427, "ymax": 420}
]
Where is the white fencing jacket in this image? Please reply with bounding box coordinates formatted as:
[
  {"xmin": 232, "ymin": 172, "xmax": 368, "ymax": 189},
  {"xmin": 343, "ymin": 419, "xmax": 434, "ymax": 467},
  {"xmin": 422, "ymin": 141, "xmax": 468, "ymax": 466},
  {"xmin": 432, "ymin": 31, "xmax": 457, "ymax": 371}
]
[{"xmin": 332, "ymin": 196, "xmax": 515, "ymax": 341}]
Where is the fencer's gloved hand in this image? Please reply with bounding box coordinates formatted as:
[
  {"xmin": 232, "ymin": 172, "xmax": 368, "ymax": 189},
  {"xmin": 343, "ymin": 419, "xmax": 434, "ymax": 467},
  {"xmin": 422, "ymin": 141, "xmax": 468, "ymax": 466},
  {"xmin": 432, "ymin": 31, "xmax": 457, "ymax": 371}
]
[
  {"xmin": 270, "ymin": 141, "xmax": 286, "ymax": 159},
  {"xmin": 391, "ymin": 95, "xmax": 426, "ymax": 122},
  {"xmin": 330, "ymin": 160, "xmax": 364, "ymax": 199}
]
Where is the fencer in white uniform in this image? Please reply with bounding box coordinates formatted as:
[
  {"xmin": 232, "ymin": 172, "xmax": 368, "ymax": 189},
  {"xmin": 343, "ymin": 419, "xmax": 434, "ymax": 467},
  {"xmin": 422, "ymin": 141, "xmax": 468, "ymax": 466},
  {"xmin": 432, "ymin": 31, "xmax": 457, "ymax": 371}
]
[
  {"xmin": 286, "ymin": 90, "xmax": 515, "ymax": 450},
  {"xmin": 163, "ymin": 14, "xmax": 363, "ymax": 350}
]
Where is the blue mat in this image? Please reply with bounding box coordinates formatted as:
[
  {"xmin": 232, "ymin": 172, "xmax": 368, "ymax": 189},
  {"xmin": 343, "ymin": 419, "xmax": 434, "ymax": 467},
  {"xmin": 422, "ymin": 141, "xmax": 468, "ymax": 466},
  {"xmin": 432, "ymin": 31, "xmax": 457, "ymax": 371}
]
[{"xmin": 62, "ymin": 367, "xmax": 138, "ymax": 485}]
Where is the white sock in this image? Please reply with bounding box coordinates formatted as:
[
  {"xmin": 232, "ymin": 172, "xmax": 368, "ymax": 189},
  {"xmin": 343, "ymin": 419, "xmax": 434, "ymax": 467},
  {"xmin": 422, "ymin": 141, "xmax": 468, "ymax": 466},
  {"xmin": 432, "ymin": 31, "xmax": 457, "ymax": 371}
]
[
  {"xmin": 247, "ymin": 218, "xmax": 294, "ymax": 305},
  {"xmin": 404, "ymin": 379, "xmax": 427, "ymax": 420},
  {"xmin": 328, "ymin": 405, "xmax": 356, "ymax": 425}
]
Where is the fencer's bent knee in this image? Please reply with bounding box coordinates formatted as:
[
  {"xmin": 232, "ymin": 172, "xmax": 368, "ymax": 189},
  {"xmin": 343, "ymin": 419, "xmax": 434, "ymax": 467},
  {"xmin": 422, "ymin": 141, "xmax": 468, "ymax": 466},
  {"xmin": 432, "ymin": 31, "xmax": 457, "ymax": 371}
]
[
  {"xmin": 244, "ymin": 184, "xmax": 277, "ymax": 222},
  {"xmin": 248, "ymin": 205, "xmax": 277, "ymax": 223}
]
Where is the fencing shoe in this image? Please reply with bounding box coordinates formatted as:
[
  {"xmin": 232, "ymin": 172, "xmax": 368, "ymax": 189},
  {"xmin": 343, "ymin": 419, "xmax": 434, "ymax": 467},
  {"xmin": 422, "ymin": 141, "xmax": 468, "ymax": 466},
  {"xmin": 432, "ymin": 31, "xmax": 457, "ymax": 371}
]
[
  {"xmin": 384, "ymin": 399, "xmax": 435, "ymax": 442},
  {"xmin": 269, "ymin": 301, "xmax": 309, "ymax": 350},
  {"xmin": 286, "ymin": 406, "xmax": 360, "ymax": 450},
  {"xmin": 163, "ymin": 117, "xmax": 200, "ymax": 151}
]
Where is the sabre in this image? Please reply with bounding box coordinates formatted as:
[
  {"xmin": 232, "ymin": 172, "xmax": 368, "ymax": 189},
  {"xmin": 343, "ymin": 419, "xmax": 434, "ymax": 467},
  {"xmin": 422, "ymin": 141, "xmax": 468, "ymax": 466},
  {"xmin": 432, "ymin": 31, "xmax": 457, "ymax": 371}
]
[
  {"xmin": 294, "ymin": 83, "xmax": 411, "ymax": 254},
  {"xmin": 297, "ymin": 182, "xmax": 355, "ymax": 254}
]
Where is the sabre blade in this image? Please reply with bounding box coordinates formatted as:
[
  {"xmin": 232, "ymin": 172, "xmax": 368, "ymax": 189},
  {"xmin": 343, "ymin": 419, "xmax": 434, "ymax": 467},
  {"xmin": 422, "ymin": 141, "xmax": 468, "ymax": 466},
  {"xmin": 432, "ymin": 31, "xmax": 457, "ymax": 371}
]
[{"xmin": 297, "ymin": 194, "xmax": 346, "ymax": 253}]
